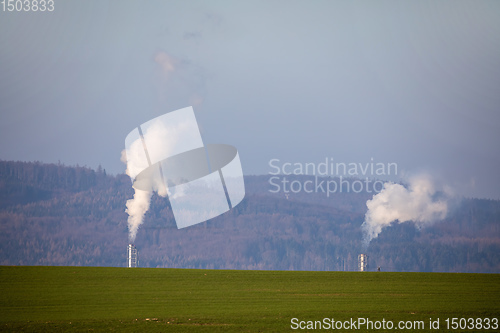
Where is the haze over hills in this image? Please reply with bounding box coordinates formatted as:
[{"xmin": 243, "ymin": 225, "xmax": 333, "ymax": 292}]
[{"xmin": 0, "ymin": 160, "xmax": 499, "ymax": 273}]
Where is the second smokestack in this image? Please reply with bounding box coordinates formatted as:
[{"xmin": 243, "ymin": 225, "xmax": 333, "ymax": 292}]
[{"xmin": 127, "ymin": 244, "xmax": 138, "ymax": 268}]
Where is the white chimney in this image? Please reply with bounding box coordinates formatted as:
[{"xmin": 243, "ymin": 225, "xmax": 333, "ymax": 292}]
[{"xmin": 127, "ymin": 244, "xmax": 138, "ymax": 268}]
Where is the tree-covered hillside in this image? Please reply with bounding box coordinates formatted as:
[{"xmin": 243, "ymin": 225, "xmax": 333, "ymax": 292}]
[{"xmin": 0, "ymin": 160, "xmax": 499, "ymax": 272}]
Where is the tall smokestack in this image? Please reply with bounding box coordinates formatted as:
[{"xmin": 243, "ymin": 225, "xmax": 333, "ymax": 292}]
[
  {"xmin": 127, "ymin": 244, "xmax": 138, "ymax": 268},
  {"xmin": 358, "ymin": 254, "xmax": 368, "ymax": 272}
]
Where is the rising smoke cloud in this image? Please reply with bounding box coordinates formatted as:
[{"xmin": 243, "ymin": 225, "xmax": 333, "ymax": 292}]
[
  {"xmin": 120, "ymin": 51, "xmax": 177, "ymax": 243},
  {"xmin": 120, "ymin": 147, "xmax": 155, "ymax": 243},
  {"xmin": 122, "ymin": 106, "xmax": 203, "ymax": 241},
  {"xmin": 362, "ymin": 175, "xmax": 451, "ymax": 247},
  {"xmin": 122, "ymin": 51, "xmax": 207, "ymax": 241},
  {"xmin": 125, "ymin": 189, "xmax": 153, "ymax": 242},
  {"xmin": 121, "ymin": 122, "xmax": 173, "ymax": 243}
]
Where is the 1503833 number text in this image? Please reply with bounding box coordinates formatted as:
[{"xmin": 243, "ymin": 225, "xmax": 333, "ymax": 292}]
[{"xmin": 1, "ymin": 0, "xmax": 54, "ymax": 12}]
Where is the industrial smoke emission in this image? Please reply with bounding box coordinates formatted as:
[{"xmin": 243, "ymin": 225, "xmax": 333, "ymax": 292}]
[{"xmin": 361, "ymin": 175, "xmax": 453, "ymax": 247}]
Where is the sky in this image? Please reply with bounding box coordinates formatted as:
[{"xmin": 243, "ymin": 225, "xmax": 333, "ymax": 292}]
[{"xmin": 0, "ymin": 0, "xmax": 499, "ymax": 199}]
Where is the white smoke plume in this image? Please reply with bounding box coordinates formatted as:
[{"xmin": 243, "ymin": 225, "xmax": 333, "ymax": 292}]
[
  {"xmin": 120, "ymin": 148, "xmax": 153, "ymax": 243},
  {"xmin": 121, "ymin": 52, "xmax": 203, "ymax": 242},
  {"xmin": 121, "ymin": 106, "xmax": 201, "ymax": 242},
  {"xmin": 362, "ymin": 175, "xmax": 451, "ymax": 247},
  {"xmin": 121, "ymin": 126, "xmax": 170, "ymax": 243},
  {"xmin": 125, "ymin": 189, "xmax": 153, "ymax": 243},
  {"xmin": 120, "ymin": 51, "xmax": 176, "ymax": 243}
]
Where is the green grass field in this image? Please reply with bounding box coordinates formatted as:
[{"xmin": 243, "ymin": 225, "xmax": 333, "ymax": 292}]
[{"xmin": 0, "ymin": 266, "xmax": 499, "ymax": 332}]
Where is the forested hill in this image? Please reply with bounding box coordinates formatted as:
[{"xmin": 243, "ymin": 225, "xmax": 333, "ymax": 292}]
[{"xmin": 0, "ymin": 160, "xmax": 499, "ymax": 272}]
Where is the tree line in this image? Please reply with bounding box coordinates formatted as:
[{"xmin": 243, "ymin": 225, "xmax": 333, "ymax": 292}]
[{"xmin": 0, "ymin": 160, "xmax": 499, "ymax": 273}]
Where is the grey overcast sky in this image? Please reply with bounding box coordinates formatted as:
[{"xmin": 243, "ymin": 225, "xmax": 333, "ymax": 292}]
[{"xmin": 0, "ymin": 1, "xmax": 499, "ymax": 199}]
